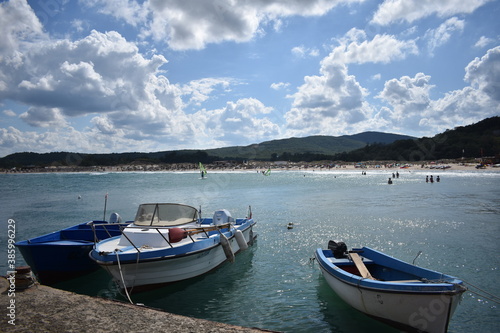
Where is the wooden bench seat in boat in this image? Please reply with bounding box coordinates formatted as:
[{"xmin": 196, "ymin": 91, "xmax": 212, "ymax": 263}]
[{"xmin": 349, "ymin": 252, "xmax": 376, "ymax": 280}]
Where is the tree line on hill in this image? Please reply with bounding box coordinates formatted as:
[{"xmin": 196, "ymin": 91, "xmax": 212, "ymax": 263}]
[{"xmin": 0, "ymin": 116, "xmax": 498, "ymax": 169}]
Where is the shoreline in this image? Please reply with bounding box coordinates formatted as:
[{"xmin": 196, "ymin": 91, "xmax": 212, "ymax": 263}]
[{"xmin": 2, "ymin": 162, "xmax": 499, "ymax": 174}]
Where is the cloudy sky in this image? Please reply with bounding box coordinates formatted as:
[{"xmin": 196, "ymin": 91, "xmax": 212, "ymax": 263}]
[{"xmin": 1, "ymin": 0, "xmax": 499, "ymax": 157}]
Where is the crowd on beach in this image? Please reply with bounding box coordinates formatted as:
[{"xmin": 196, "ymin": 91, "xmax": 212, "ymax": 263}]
[{"xmin": 2, "ymin": 159, "xmax": 498, "ymax": 174}]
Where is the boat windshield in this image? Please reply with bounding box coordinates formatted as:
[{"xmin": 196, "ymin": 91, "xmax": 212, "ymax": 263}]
[{"xmin": 134, "ymin": 203, "xmax": 199, "ymax": 226}]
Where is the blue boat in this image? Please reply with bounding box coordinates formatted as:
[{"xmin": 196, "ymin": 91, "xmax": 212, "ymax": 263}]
[
  {"xmin": 315, "ymin": 241, "xmax": 467, "ymax": 333},
  {"xmin": 15, "ymin": 214, "xmax": 128, "ymax": 285}
]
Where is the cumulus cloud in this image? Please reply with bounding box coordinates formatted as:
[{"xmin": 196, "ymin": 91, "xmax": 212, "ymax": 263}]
[
  {"xmin": 465, "ymin": 46, "xmax": 500, "ymax": 102},
  {"xmin": 19, "ymin": 107, "xmax": 68, "ymax": 128},
  {"xmin": 0, "ymin": 0, "xmax": 45, "ymax": 60},
  {"xmin": 285, "ymin": 43, "xmax": 500, "ymax": 138},
  {"xmin": 375, "ymin": 48, "xmax": 500, "ymax": 134},
  {"xmin": 180, "ymin": 78, "xmax": 235, "ymax": 106},
  {"xmin": 2, "ymin": 29, "xmax": 169, "ymax": 117},
  {"xmin": 376, "ymin": 73, "xmax": 434, "ymax": 130},
  {"xmin": 86, "ymin": 0, "xmax": 363, "ymax": 50},
  {"xmin": 192, "ymin": 98, "xmax": 281, "ymax": 147},
  {"xmin": 0, "ymin": 1, "xmax": 284, "ymax": 154},
  {"xmin": 371, "ymin": 0, "xmax": 491, "ymax": 26},
  {"xmin": 283, "ymin": 29, "xmax": 419, "ymax": 136},
  {"xmin": 329, "ymin": 28, "xmax": 418, "ymax": 64},
  {"xmin": 284, "ymin": 59, "xmax": 372, "ymax": 136}
]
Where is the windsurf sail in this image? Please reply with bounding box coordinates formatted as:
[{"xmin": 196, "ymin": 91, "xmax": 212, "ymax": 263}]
[
  {"xmin": 263, "ymin": 168, "xmax": 271, "ymax": 176},
  {"xmin": 199, "ymin": 162, "xmax": 207, "ymax": 178}
]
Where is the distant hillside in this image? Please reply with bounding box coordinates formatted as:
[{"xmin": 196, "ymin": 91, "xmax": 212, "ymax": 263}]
[
  {"xmin": 3, "ymin": 118, "xmax": 499, "ymax": 168},
  {"xmin": 206, "ymin": 132, "xmax": 415, "ymax": 160},
  {"xmin": 335, "ymin": 116, "xmax": 500, "ymax": 162},
  {"xmin": 0, "ymin": 131, "xmax": 413, "ymax": 168}
]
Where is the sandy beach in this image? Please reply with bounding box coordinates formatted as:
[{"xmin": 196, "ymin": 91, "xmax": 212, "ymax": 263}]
[{"xmin": 3, "ymin": 160, "xmax": 499, "ymax": 174}]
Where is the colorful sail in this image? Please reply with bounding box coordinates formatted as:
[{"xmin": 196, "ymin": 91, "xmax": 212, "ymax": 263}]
[
  {"xmin": 199, "ymin": 162, "xmax": 207, "ymax": 178},
  {"xmin": 263, "ymin": 168, "xmax": 271, "ymax": 176}
]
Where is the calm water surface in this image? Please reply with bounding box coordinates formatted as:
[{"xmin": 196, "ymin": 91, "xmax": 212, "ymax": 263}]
[{"xmin": 1, "ymin": 170, "xmax": 499, "ymax": 332}]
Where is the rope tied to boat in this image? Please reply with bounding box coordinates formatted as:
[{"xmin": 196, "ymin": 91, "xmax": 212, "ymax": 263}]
[
  {"xmin": 114, "ymin": 250, "xmax": 134, "ymax": 305},
  {"xmin": 460, "ymin": 279, "xmax": 500, "ymax": 305}
]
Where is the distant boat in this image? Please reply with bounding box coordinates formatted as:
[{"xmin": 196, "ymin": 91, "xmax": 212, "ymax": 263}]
[
  {"xmin": 263, "ymin": 168, "xmax": 271, "ymax": 176},
  {"xmin": 90, "ymin": 203, "xmax": 256, "ymax": 292},
  {"xmin": 15, "ymin": 213, "xmax": 127, "ymax": 285},
  {"xmin": 315, "ymin": 241, "xmax": 466, "ymax": 333},
  {"xmin": 199, "ymin": 162, "xmax": 207, "ymax": 179}
]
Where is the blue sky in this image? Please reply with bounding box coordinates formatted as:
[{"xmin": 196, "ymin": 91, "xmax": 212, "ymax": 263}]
[{"xmin": 0, "ymin": 0, "xmax": 499, "ymax": 157}]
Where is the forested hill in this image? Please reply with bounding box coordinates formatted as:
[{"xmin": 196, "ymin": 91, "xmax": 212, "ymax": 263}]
[
  {"xmin": 205, "ymin": 132, "xmax": 415, "ymax": 160},
  {"xmin": 0, "ymin": 117, "xmax": 498, "ymax": 168},
  {"xmin": 335, "ymin": 116, "xmax": 500, "ymax": 162},
  {"xmin": 0, "ymin": 131, "xmax": 413, "ymax": 168}
]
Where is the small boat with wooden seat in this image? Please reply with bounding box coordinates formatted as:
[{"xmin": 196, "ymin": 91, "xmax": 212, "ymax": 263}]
[{"xmin": 315, "ymin": 241, "xmax": 467, "ymax": 333}]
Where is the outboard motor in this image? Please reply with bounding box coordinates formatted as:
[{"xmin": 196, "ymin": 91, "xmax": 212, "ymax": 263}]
[
  {"xmin": 213, "ymin": 209, "xmax": 235, "ymax": 225},
  {"xmin": 109, "ymin": 212, "xmax": 122, "ymax": 223},
  {"xmin": 328, "ymin": 240, "xmax": 347, "ymax": 259}
]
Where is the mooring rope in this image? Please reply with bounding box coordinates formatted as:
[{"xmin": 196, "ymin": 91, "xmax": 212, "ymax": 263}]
[
  {"xmin": 115, "ymin": 250, "xmax": 134, "ymax": 304},
  {"xmin": 461, "ymin": 279, "xmax": 500, "ymax": 305}
]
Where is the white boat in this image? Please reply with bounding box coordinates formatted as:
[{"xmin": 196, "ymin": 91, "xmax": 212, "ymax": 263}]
[
  {"xmin": 90, "ymin": 203, "xmax": 256, "ymax": 291},
  {"xmin": 315, "ymin": 241, "xmax": 467, "ymax": 333}
]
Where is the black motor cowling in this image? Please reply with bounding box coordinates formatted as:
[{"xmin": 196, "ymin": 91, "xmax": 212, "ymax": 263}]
[{"xmin": 328, "ymin": 240, "xmax": 347, "ymax": 259}]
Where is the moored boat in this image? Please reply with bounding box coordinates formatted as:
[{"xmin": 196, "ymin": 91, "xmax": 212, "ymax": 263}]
[
  {"xmin": 315, "ymin": 241, "xmax": 467, "ymax": 333},
  {"xmin": 15, "ymin": 213, "xmax": 127, "ymax": 285},
  {"xmin": 89, "ymin": 203, "xmax": 256, "ymax": 292}
]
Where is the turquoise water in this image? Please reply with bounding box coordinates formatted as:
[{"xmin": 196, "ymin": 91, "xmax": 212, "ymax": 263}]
[{"xmin": 1, "ymin": 170, "xmax": 499, "ymax": 332}]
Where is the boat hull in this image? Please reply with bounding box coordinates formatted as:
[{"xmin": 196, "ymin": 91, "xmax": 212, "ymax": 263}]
[
  {"xmin": 319, "ymin": 267, "xmax": 461, "ymax": 333},
  {"xmin": 315, "ymin": 247, "xmax": 466, "ymax": 333},
  {"xmin": 15, "ymin": 221, "xmax": 124, "ymax": 285},
  {"xmin": 94, "ymin": 222, "xmax": 256, "ymax": 290}
]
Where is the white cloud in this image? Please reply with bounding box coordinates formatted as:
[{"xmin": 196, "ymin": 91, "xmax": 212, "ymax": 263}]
[
  {"xmin": 270, "ymin": 82, "xmax": 290, "ymax": 90},
  {"xmin": 85, "ymin": 0, "xmax": 364, "ymax": 50},
  {"xmin": 375, "ymin": 48, "xmax": 500, "ymax": 134},
  {"xmin": 292, "ymin": 45, "xmax": 320, "ymax": 58},
  {"xmin": 465, "ymin": 46, "xmax": 500, "ymax": 102},
  {"xmin": 377, "ymin": 73, "xmax": 434, "ymax": 129},
  {"xmin": 329, "ymin": 28, "xmax": 418, "ymax": 64},
  {"xmin": 180, "ymin": 78, "xmax": 235, "ymax": 106},
  {"xmin": 2, "ymin": 29, "xmax": 169, "ymax": 118},
  {"xmin": 474, "ymin": 36, "xmax": 494, "ymax": 48},
  {"xmin": 425, "ymin": 17, "xmax": 464, "ymax": 55},
  {"xmin": 0, "ymin": 125, "xmax": 164, "ymax": 156},
  {"xmin": 192, "ymin": 98, "xmax": 281, "ymax": 147},
  {"xmin": 3, "ymin": 109, "xmax": 16, "ymax": 117},
  {"xmin": 0, "ymin": 1, "xmax": 287, "ymax": 155},
  {"xmin": 372, "ymin": 0, "xmax": 491, "ymax": 26},
  {"xmin": 19, "ymin": 107, "xmax": 68, "ymax": 128},
  {"xmin": 282, "ymin": 28, "xmax": 424, "ymax": 137},
  {"xmin": 0, "ymin": 0, "xmax": 45, "ymax": 60},
  {"xmin": 284, "ymin": 59, "xmax": 372, "ymax": 136},
  {"xmin": 82, "ymin": 0, "xmax": 150, "ymax": 27}
]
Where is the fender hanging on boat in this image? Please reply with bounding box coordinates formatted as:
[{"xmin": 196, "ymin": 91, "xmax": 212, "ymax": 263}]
[
  {"xmin": 235, "ymin": 230, "xmax": 248, "ymax": 251},
  {"xmin": 220, "ymin": 233, "xmax": 235, "ymax": 263}
]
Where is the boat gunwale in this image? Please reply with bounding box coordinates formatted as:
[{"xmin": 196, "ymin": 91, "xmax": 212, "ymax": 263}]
[
  {"xmin": 315, "ymin": 247, "xmax": 466, "ymax": 295},
  {"xmin": 91, "ymin": 220, "xmax": 256, "ymax": 265}
]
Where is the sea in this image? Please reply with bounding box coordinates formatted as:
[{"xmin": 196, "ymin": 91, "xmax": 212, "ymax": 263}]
[{"xmin": 1, "ymin": 169, "xmax": 499, "ymax": 333}]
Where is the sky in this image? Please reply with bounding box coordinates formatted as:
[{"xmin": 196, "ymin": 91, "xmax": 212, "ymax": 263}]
[{"xmin": 0, "ymin": 0, "xmax": 499, "ymax": 157}]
